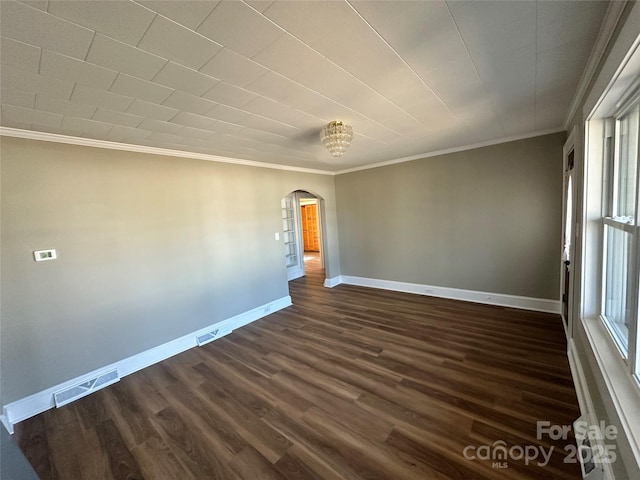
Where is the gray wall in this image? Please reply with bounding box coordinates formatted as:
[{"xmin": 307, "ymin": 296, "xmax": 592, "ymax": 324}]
[
  {"xmin": 0, "ymin": 136, "xmax": 339, "ymax": 405},
  {"xmin": 335, "ymin": 132, "xmax": 565, "ymax": 300}
]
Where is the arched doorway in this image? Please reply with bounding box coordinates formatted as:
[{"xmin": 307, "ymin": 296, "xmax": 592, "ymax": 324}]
[{"xmin": 280, "ymin": 190, "xmax": 325, "ymax": 281}]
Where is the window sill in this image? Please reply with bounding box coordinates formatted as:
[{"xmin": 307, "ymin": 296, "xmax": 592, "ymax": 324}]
[{"xmin": 581, "ymin": 316, "xmax": 640, "ymax": 473}]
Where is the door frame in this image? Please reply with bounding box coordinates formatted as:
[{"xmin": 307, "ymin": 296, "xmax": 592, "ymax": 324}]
[
  {"xmin": 282, "ymin": 190, "xmax": 326, "ymax": 281},
  {"xmin": 299, "ymin": 196, "xmax": 324, "ymax": 263},
  {"xmin": 282, "ymin": 192, "xmax": 305, "ymax": 281},
  {"xmin": 561, "ymin": 126, "xmax": 578, "ymax": 339}
]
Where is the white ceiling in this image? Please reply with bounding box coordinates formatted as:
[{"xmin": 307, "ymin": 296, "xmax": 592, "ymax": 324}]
[{"xmin": 0, "ymin": 0, "xmax": 609, "ymax": 172}]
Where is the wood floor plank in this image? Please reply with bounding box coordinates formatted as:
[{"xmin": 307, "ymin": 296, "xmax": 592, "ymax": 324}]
[
  {"xmin": 15, "ymin": 253, "xmax": 581, "ymax": 479},
  {"xmin": 15, "ymin": 414, "xmax": 61, "ymax": 479},
  {"xmin": 95, "ymin": 419, "xmax": 145, "ymax": 480},
  {"xmin": 150, "ymin": 406, "xmax": 233, "ymax": 479}
]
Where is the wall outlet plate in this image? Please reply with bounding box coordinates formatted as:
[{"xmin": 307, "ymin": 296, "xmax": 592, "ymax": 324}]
[{"xmin": 33, "ymin": 249, "xmax": 57, "ymax": 262}]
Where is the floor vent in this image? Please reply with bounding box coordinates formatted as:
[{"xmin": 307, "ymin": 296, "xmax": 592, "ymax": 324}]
[
  {"xmin": 197, "ymin": 326, "xmax": 232, "ymax": 346},
  {"xmin": 53, "ymin": 369, "xmax": 120, "ymax": 408},
  {"xmin": 574, "ymin": 417, "xmax": 604, "ymax": 480}
]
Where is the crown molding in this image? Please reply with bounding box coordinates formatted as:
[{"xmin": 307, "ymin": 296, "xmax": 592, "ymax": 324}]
[
  {"xmin": 0, "ymin": 127, "xmax": 334, "ymax": 176},
  {"xmin": 334, "ymin": 127, "xmax": 565, "ymax": 175},
  {"xmin": 563, "ymin": 0, "xmax": 628, "ymax": 129},
  {"xmin": 2, "ymin": 126, "xmax": 566, "ymax": 177}
]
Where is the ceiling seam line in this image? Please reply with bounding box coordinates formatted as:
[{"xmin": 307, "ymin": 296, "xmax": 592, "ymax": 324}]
[
  {"xmin": 239, "ymin": 0, "xmax": 427, "ymax": 130},
  {"xmin": 345, "ymin": 0, "xmax": 461, "ymax": 122},
  {"xmin": 443, "ymin": 0, "xmax": 508, "ymax": 137}
]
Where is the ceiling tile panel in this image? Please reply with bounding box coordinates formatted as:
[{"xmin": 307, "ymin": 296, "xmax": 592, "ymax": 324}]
[
  {"xmin": 40, "ymin": 50, "xmax": 118, "ymax": 90},
  {"xmin": 238, "ymin": 115, "xmax": 298, "ymax": 137},
  {"xmin": 126, "ymin": 99, "xmax": 178, "ymax": 122},
  {"xmin": 2, "ymin": 67, "xmax": 74, "ymax": 99},
  {"xmin": 145, "ymin": 131, "xmax": 184, "ymax": 145},
  {"xmin": 60, "ymin": 115, "xmax": 113, "ymax": 137},
  {"xmin": 162, "ymin": 90, "xmax": 218, "ymax": 116},
  {"xmin": 0, "ymin": 36, "xmax": 41, "ymax": 73},
  {"xmin": 105, "ymin": 125, "xmax": 152, "ymax": 143},
  {"xmin": 199, "ymin": 48, "xmax": 269, "ymax": 87},
  {"xmin": 265, "ymin": 0, "xmax": 416, "ymax": 99},
  {"xmin": 86, "ymin": 34, "xmax": 167, "ymax": 81},
  {"xmin": 92, "ymin": 107, "xmax": 144, "ymax": 128},
  {"xmin": 536, "ymin": 41, "xmax": 589, "ymax": 94},
  {"xmin": 496, "ymin": 105, "xmax": 536, "ymax": 136},
  {"xmin": 137, "ymin": 1, "xmax": 219, "ymax": 30},
  {"xmin": 1, "ymin": 104, "xmax": 62, "ymax": 128},
  {"xmin": 205, "ymin": 104, "xmax": 251, "ymax": 124},
  {"xmin": 110, "ymin": 73, "xmax": 173, "ymax": 104},
  {"xmin": 244, "ymin": 71, "xmax": 300, "ymax": 102},
  {"xmin": 2, "ymin": 90, "xmax": 36, "ymax": 109},
  {"xmin": 447, "ymin": 0, "xmax": 536, "ymax": 34},
  {"xmin": 170, "ymin": 112, "xmax": 218, "ymax": 131},
  {"xmin": 177, "ymin": 126, "xmax": 213, "ymax": 139},
  {"xmin": 291, "ymin": 56, "xmax": 363, "ymax": 106},
  {"xmin": 138, "ymin": 15, "xmax": 222, "ymax": 70},
  {"xmin": 19, "ymin": 0, "xmax": 48, "ymax": 11},
  {"xmin": 48, "ymin": 0, "xmax": 156, "ymax": 46},
  {"xmin": 351, "ymin": 1, "xmax": 467, "ymax": 71},
  {"xmin": 280, "ymin": 86, "xmax": 348, "ymax": 121},
  {"xmin": 197, "ymin": 1, "xmax": 284, "ymax": 58},
  {"xmin": 0, "ymin": 0, "xmax": 610, "ymax": 171},
  {"xmin": 71, "ymin": 85, "xmax": 135, "ymax": 112},
  {"xmin": 251, "ymin": 34, "xmax": 321, "ymax": 79},
  {"xmin": 242, "ymin": 96, "xmax": 321, "ymax": 129},
  {"xmin": 137, "ymin": 118, "xmax": 182, "ymax": 134},
  {"xmin": 35, "ymin": 94, "xmax": 98, "ymax": 119},
  {"xmin": 0, "ymin": 1, "xmax": 93, "ymax": 59},
  {"xmin": 448, "ymin": 1, "xmax": 536, "ymax": 58},
  {"xmin": 420, "ymin": 58, "xmax": 485, "ymax": 108},
  {"xmin": 536, "ymin": 5, "xmax": 607, "ymax": 54},
  {"xmin": 450, "ymin": 98, "xmax": 499, "ymax": 125},
  {"xmin": 202, "ymin": 82, "xmax": 258, "ymax": 108},
  {"xmin": 152, "ymin": 62, "xmax": 219, "ymax": 97},
  {"xmin": 209, "ymin": 121, "xmax": 245, "ymax": 135},
  {"xmin": 245, "ymin": 1, "xmax": 274, "ymax": 14}
]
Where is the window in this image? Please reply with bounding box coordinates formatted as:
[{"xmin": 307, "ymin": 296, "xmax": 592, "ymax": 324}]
[{"xmin": 602, "ymin": 102, "xmax": 640, "ymax": 361}]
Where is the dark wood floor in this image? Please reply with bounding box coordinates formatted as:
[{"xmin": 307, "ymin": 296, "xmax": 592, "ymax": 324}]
[{"xmin": 16, "ymin": 254, "xmax": 581, "ymax": 479}]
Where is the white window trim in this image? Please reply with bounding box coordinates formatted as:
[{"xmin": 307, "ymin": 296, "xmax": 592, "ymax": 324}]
[
  {"xmin": 580, "ymin": 12, "xmax": 640, "ymax": 472},
  {"xmin": 581, "ymin": 317, "xmax": 640, "ymax": 465}
]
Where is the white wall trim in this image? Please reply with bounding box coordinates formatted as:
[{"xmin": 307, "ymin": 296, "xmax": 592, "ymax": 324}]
[
  {"xmin": 568, "ymin": 338, "xmax": 599, "ymax": 431},
  {"xmin": 334, "ymin": 275, "xmax": 559, "ymax": 313},
  {"xmin": 0, "ymin": 127, "xmax": 333, "ymax": 176},
  {"xmin": 0, "ymin": 295, "xmax": 291, "ymax": 434},
  {"xmin": 323, "ymin": 275, "xmax": 343, "ymax": 288},
  {"xmin": 581, "ymin": 317, "xmax": 640, "ymax": 475},
  {"xmin": 1, "ymin": 127, "xmax": 566, "ymax": 178},
  {"xmin": 568, "ymin": 337, "xmax": 618, "ymax": 479}
]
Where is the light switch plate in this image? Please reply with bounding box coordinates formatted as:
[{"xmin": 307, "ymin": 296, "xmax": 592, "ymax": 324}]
[{"xmin": 34, "ymin": 249, "xmax": 57, "ymax": 262}]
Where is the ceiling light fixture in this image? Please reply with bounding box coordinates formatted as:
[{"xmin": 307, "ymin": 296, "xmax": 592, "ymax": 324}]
[{"xmin": 320, "ymin": 121, "xmax": 353, "ymax": 157}]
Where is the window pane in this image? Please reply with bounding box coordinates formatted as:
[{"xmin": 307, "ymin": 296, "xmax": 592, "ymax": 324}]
[
  {"xmin": 603, "ymin": 224, "xmax": 633, "ymax": 353},
  {"xmin": 615, "ymin": 105, "xmax": 639, "ymax": 221}
]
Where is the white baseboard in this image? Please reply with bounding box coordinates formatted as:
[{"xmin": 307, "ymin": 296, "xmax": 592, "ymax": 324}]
[
  {"xmin": 568, "ymin": 339, "xmax": 596, "ymax": 425},
  {"xmin": 323, "ymin": 275, "xmax": 343, "ymax": 288},
  {"xmin": 567, "ymin": 338, "xmax": 616, "ymax": 480},
  {"xmin": 335, "ymin": 275, "xmax": 560, "ymax": 313},
  {"xmin": 0, "ymin": 295, "xmax": 291, "ymax": 434}
]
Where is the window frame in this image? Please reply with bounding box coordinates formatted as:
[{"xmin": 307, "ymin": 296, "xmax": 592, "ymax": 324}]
[{"xmin": 600, "ymin": 101, "xmax": 640, "ymax": 363}]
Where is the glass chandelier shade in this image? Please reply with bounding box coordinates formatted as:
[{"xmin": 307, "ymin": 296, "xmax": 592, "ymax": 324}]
[{"xmin": 320, "ymin": 121, "xmax": 353, "ymax": 157}]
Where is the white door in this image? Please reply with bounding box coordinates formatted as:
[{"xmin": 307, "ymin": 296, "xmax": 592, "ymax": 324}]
[{"xmin": 282, "ymin": 193, "xmax": 304, "ymax": 280}]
